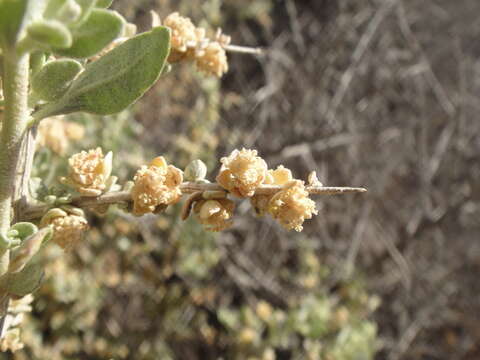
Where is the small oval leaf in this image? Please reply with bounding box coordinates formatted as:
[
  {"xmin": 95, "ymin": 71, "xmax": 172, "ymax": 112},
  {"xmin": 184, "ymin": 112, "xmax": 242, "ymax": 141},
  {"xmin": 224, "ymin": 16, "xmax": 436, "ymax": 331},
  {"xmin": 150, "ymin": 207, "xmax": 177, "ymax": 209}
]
[
  {"xmin": 0, "ymin": 262, "xmax": 44, "ymax": 297},
  {"xmin": 9, "ymin": 222, "xmax": 38, "ymax": 240},
  {"xmin": 53, "ymin": 8, "xmax": 124, "ymax": 58},
  {"xmin": 27, "ymin": 19, "xmax": 73, "ymax": 49},
  {"xmin": 39, "ymin": 26, "xmax": 171, "ymax": 116},
  {"xmin": 32, "ymin": 59, "xmax": 83, "ymax": 101},
  {"xmin": 45, "ymin": 0, "xmax": 82, "ymax": 24},
  {"xmin": 9, "ymin": 227, "xmax": 52, "ymax": 273}
]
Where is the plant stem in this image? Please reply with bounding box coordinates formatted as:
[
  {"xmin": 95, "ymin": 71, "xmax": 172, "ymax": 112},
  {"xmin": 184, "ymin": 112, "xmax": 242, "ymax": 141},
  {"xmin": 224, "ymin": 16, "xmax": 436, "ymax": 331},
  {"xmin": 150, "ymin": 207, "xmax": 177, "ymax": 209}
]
[
  {"xmin": 0, "ymin": 51, "xmax": 30, "ymax": 266},
  {"xmin": 21, "ymin": 184, "xmax": 367, "ymax": 221},
  {"xmin": 223, "ymin": 44, "xmax": 263, "ymax": 55}
]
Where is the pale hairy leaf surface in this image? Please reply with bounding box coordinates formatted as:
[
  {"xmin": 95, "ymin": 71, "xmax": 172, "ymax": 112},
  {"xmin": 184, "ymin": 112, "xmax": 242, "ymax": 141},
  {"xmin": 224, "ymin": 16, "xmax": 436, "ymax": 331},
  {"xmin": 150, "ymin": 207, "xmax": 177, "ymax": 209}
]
[
  {"xmin": 32, "ymin": 59, "xmax": 83, "ymax": 101},
  {"xmin": 53, "ymin": 9, "xmax": 124, "ymax": 58},
  {"xmin": 37, "ymin": 26, "xmax": 171, "ymax": 116}
]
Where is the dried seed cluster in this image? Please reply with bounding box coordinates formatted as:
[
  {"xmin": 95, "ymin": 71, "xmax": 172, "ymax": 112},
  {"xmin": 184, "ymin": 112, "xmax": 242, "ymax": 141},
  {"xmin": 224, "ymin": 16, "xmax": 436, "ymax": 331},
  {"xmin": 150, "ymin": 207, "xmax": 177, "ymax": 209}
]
[
  {"xmin": 267, "ymin": 180, "xmax": 318, "ymax": 232},
  {"xmin": 193, "ymin": 199, "xmax": 235, "ymax": 232},
  {"xmin": 40, "ymin": 208, "xmax": 88, "ymax": 250},
  {"xmin": 216, "ymin": 149, "xmax": 318, "ymax": 232},
  {"xmin": 60, "ymin": 147, "xmax": 113, "ymax": 196},
  {"xmin": 162, "ymin": 12, "xmax": 229, "ymax": 77},
  {"xmin": 131, "ymin": 156, "xmax": 183, "ymax": 216},
  {"xmin": 60, "ymin": 148, "xmax": 321, "ymax": 233},
  {"xmin": 129, "ymin": 149, "xmax": 318, "ymax": 232},
  {"xmin": 216, "ymin": 148, "xmax": 268, "ymax": 197}
]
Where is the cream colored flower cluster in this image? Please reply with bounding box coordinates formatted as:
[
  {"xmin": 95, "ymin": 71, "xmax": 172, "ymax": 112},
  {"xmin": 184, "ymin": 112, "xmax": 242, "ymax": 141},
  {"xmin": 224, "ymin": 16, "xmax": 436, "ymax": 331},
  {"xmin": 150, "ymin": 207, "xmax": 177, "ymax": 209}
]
[
  {"xmin": 216, "ymin": 149, "xmax": 268, "ymax": 197},
  {"xmin": 0, "ymin": 295, "xmax": 34, "ymax": 352},
  {"xmin": 131, "ymin": 156, "xmax": 183, "ymax": 216},
  {"xmin": 216, "ymin": 149, "xmax": 318, "ymax": 232},
  {"xmin": 53, "ymin": 147, "xmax": 319, "ymax": 243},
  {"xmin": 40, "ymin": 207, "xmax": 88, "ymax": 250},
  {"xmin": 60, "ymin": 147, "xmax": 114, "ymax": 197},
  {"xmin": 37, "ymin": 116, "xmax": 85, "ymax": 155},
  {"xmin": 193, "ymin": 199, "xmax": 235, "ymax": 232},
  {"xmin": 162, "ymin": 12, "xmax": 229, "ymax": 77}
]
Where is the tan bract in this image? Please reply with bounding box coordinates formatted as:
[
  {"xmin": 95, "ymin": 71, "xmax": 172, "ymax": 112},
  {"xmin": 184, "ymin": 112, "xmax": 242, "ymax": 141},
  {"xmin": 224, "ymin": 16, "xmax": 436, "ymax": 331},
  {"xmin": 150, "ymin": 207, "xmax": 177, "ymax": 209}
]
[
  {"xmin": 61, "ymin": 148, "xmax": 112, "ymax": 196},
  {"xmin": 264, "ymin": 165, "xmax": 293, "ymax": 185},
  {"xmin": 41, "ymin": 212, "xmax": 89, "ymax": 250},
  {"xmin": 131, "ymin": 156, "xmax": 183, "ymax": 216},
  {"xmin": 195, "ymin": 42, "xmax": 228, "ymax": 78},
  {"xmin": 194, "ymin": 199, "xmax": 235, "ymax": 232},
  {"xmin": 216, "ymin": 148, "xmax": 267, "ymax": 197},
  {"xmin": 268, "ymin": 180, "xmax": 318, "ymax": 232}
]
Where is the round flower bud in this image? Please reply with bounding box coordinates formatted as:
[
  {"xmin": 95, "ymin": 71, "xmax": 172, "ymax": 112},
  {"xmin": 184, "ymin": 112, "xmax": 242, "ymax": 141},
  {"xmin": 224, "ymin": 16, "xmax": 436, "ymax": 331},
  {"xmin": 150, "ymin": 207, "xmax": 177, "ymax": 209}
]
[
  {"xmin": 216, "ymin": 148, "xmax": 267, "ymax": 198},
  {"xmin": 40, "ymin": 208, "xmax": 88, "ymax": 250},
  {"xmin": 184, "ymin": 159, "xmax": 208, "ymax": 181},
  {"xmin": 60, "ymin": 148, "xmax": 112, "ymax": 196},
  {"xmin": 268, "ymin": 180, "xmax": 318, "ymax": 232},
  {"xmin": 193, "ymin": 199, "xmax": 235, "ymax": 232},
  {"xmin": 131, "ymin": 156, "xmax": 183, "ymax": 216},
  {"xmin": 195, "ymin": 41, "xmax": 228, "ymax": 77}
]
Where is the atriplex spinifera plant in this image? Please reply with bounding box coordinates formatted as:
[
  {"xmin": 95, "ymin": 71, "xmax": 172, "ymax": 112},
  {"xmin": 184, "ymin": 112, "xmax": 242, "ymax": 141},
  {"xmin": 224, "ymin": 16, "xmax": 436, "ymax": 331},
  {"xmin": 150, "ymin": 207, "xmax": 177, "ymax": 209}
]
[{"xmin": 0, "ymin": 0, "xmax": 366, "ymax": 351}]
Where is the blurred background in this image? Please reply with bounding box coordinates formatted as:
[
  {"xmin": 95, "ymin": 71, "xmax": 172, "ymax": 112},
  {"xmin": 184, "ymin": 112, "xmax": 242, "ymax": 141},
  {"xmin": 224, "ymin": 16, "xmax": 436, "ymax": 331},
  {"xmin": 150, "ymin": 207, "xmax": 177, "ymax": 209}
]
[{"xmin": 5, "ymin": 0, "xmax": 480, "ymax": 359}]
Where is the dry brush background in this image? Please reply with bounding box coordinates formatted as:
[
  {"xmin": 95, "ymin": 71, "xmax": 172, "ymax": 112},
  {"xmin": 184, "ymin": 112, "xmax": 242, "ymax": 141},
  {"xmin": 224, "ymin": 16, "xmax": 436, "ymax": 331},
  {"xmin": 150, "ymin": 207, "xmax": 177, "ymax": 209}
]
[{"xmin": 129, "ymin": 1, "xmax": 480, "ymax": 357}]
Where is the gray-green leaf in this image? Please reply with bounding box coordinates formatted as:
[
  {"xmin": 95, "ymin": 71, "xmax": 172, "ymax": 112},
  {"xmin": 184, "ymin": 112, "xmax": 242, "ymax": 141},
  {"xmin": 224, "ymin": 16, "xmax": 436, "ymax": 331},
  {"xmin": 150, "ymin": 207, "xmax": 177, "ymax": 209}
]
[
  {"xmin": 9, "ymin": 222, "xmax": 38, "ymax": 240},
  {"xmin": 36, "ymin": 26, "xmax": 171, "ymax": 117},
  {"xmin": 0, "ymin": 262, "xmax": 44, "ymax": 297},
  {"xmin": 72, "ymin": 0, "xmax": 97, "ymax": 25},
  {"xmin": 32, "ymin": 59, "xmax": 83, "ymax": 101},
  {"xmin": 27, "ymin": 19, "xmax": 72, "ymax": 49},
  {"xmin": 53, "ymin": 8, "xmax": 124, "ymax": 58},
  {"xmin": 9, "ymin": 227, "xmax": 52, "ymax": 273},
  {"xmin": 44, "ymin": 0, "xmax": 82, "ymax": 24}
]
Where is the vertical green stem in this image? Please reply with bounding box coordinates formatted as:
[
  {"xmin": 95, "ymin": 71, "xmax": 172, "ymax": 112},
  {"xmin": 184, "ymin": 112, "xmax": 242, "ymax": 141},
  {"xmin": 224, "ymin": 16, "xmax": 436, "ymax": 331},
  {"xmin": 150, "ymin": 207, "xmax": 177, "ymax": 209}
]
[{"xmin": 0, "ymin": 51, "xmax": 30, "ymax": 267}]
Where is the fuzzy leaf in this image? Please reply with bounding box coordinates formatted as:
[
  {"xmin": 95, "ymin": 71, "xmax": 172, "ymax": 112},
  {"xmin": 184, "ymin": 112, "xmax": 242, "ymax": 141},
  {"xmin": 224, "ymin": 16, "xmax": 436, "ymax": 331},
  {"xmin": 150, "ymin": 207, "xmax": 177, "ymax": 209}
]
[
  {"xmin": 32, "ymin": 59, "xmax": 83, "ymax": 101},
  {"xmin": 44, "ymin": 0, "xmax": 81, "ymax": 24},
  {"xmin": 27, "ymin": 19, "xmax": 72, "ymax": 49},
  {"xmin": 72, "ymin": 0, "xmax": 96, "ymax": 25},
  {"xmin": 53, "ymin": 8, "xmax": 123, "ymax": 58},
  {"xmin": 9, "ymin": 222, "xmax": 38, "ymax": 240},
  {"xmin": 9, "ymin": 227, "xmax": 52, "ymax": 273},
  {"xmin": 38, "ymin": 26, "xmax": 171, "ymax": 116},
  {"xmin": 0, "ymin": 0, "xmax": 29, "ymax": 46},
  {"xmin": 0, "ymin": 262, "xmax": 44, "ymax": 297}
]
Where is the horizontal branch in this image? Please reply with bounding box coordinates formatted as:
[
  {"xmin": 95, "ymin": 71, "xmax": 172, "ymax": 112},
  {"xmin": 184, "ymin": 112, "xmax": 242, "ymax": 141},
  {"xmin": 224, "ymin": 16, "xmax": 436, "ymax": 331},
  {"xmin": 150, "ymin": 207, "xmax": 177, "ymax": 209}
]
[
  {"xmin": 223, "ymin": 44, "xmax": 263, "ymax": 55},
  {"xmin": 21, "ymin": 182, "xmax": 366, "ymax": 221}
]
